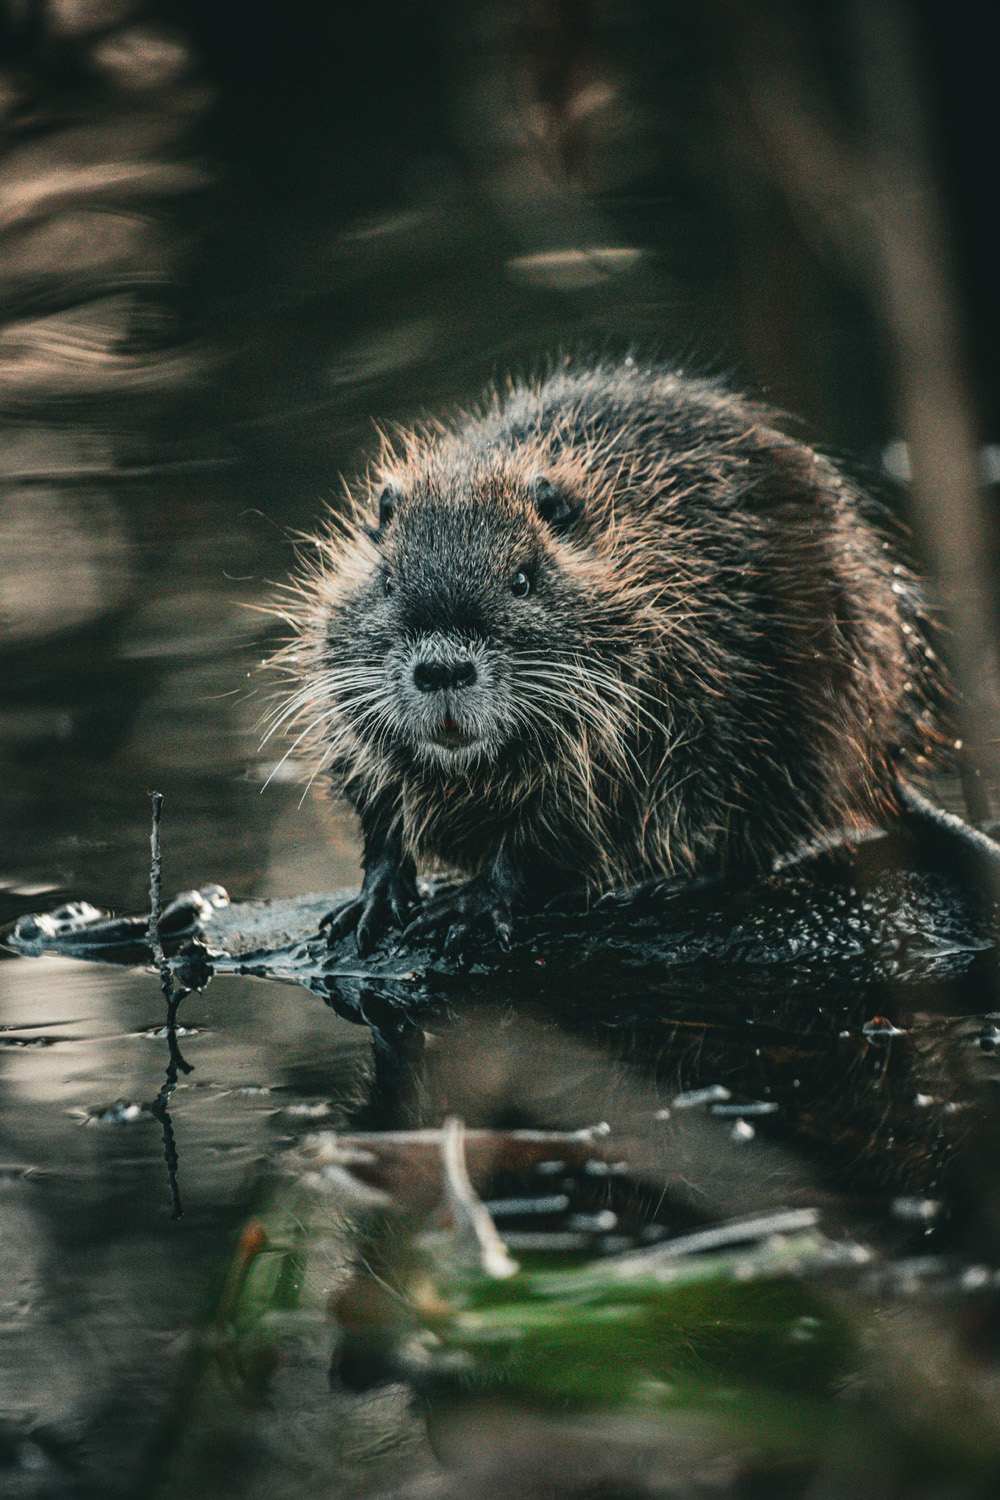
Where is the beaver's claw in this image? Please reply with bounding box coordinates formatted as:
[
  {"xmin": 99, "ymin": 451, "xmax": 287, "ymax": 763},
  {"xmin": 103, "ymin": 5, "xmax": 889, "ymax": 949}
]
[
  {"xmin": 320, "ymin": 862, "xmax": 418, "ymax": 956},
  {"xmin": 399, "ymin": 876, "xmax": 513, "ymax": 960}
]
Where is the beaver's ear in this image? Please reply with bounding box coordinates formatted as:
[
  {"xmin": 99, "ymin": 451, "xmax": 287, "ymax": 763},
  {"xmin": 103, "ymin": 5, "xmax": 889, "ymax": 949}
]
[
  {"xmin": 530, "ymin": 474, "xmax": 578, "ymax": 532},
  {"xmin": 365, "ymin": 481, "xmax": 402, "ymax": 540}
]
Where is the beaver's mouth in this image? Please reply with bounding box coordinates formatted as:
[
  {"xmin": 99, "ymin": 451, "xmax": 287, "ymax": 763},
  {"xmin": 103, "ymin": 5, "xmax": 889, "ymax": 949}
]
[{"xmin": 429, "ymin": 712, "xmax": 477, "ymax": 750}]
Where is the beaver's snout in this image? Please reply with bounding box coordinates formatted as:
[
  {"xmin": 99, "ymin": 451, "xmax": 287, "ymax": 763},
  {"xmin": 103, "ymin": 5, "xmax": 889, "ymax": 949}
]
[
  {"xmin": 412, "ymin": 654, "xmax": 478, "ymax": 693},
  {"xmin": 431, "ymin": 712, "xmax": 477, "ymax": 749},
  {"xmin": 394, "ymin": 633, "xmax": 501, "ymax": 762}
]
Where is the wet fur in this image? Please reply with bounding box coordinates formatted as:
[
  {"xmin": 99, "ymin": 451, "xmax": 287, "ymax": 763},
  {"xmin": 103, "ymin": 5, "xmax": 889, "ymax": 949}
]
[{"xmin": 269, "ymin": 359, "xmax": 940, "ymax": 940}]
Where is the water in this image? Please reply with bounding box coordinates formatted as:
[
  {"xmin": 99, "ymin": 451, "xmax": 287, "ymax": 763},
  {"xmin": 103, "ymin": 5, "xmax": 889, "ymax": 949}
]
[
  {"xmin": 3, "ymin": 2, "xmax": 1000, "ymax": 1496},
  {"xmin": 7, "ymin": 828, "xmax": 1000, "ymax": 1493}
]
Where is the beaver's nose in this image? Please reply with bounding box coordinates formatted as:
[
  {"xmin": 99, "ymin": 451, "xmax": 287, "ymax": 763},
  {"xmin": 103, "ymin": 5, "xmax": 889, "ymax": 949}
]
[{"xmin": 412, "ymin": 657, "xmax": 477, "ymax": 693}]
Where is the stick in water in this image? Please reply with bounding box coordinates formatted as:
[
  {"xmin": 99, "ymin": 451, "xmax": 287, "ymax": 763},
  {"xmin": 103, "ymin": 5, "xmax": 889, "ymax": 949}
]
[
  {"xmin": 147, "ymin": 791, "xmax": 191, "ymax": 1220},
  {"xmin": 148, "ymin": 792, "xmax": 179, "ymax": 1021}
]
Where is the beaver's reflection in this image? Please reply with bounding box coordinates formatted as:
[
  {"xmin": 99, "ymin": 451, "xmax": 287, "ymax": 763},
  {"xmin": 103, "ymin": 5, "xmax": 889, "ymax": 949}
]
[{"xmin": 308, "ymin": 1005, "xmax": 1000, "ymax": 1500}]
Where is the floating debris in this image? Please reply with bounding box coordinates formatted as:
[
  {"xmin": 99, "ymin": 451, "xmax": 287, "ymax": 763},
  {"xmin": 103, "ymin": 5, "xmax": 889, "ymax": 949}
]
[
  {"xmin": 672, "ymin": 1084, "xmax": 732, "ymax": 1109},
  {"xmin": 85, "ymin": 1100, "xmax": 145, "ymax": 1127},
  {"xmin": 710, "ymin": 1100, "xmax": 780, "ymax": 1117},
  {"xmin": 862, "ymin": 1016, "xmax": 907, "ymax": 1040},
  {"xmin": 137, "ymin": 1024, "xmax": 200, "ymax": 1040},
  {"xmin": 485, "ymin": 1194, "xmax": 572, "ymax": 1218},
  {"xmin": 566, "ymin": 1210, "xmax": 619, "ymax": 1233}
]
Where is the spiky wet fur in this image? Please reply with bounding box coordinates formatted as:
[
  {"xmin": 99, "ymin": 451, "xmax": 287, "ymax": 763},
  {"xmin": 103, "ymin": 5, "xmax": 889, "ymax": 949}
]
[{"xmin": 269, "ymin": 358, "xmax": 939, "ymax": 903}]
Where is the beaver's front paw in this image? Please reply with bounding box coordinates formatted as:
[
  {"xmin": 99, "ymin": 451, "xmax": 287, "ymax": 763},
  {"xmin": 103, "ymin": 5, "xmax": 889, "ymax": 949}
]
[
  {"xmin": 400, "ymin": 873, "xmax": 513, "ymax": 960},
  {"xmin": 321, "ymin": 860, "xmax": 418, "ymax": 956}
]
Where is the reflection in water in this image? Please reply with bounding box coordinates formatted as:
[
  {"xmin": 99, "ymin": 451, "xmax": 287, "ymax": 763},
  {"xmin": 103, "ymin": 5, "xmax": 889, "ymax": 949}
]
[
  {"xmin": 146, "ymin": 791, "xmax": 193, "ymax": 1218},
  {"xmin": 9, "ymin": 833, "xmax": 1000, "ymax": 1489},
  {"xmin": 0, "ymin": 952, "xmax": 375, "ymax": 1498},
  {"xmin": 7, "ymin": 854, "xmax": 1000, "ymax": 1494},
  {"xmin": 149, "ymin": 1025, "xmax": 192, "ymax": 1220}
]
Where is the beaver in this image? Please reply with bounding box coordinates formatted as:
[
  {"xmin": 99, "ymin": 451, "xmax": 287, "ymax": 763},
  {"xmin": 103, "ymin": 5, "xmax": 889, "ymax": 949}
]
[{"xmin": 271, "ymin": 357, "xmax": 944, "ymax": 956}]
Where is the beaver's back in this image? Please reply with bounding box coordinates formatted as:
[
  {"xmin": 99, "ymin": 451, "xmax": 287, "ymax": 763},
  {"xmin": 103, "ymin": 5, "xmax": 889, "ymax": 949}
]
[{"xmin": 440, "ymin": 362, "xmax": 937, "ymax": 875}]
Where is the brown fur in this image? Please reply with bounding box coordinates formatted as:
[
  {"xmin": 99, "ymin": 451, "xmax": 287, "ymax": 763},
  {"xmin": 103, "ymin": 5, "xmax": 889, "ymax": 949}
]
[{"xmin": 267, "ymin": 359, "xmax": 941, "ymax": 947}]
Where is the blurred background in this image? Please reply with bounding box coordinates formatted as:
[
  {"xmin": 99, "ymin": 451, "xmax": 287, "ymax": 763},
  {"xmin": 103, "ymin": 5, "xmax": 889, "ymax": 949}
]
[
  {"xmin": 1, "ymin": 0, "xmax": 997, "ymax": 923},
  {"xmin": 2, "ymin": 4, "xmax": 1000, "ymax": 1495}
]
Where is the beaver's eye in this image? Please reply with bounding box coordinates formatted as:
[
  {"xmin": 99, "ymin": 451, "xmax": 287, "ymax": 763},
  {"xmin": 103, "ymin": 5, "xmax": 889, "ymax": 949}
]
[
  {"xmin": 511, "ymin": 570, "xmax": 532, "ymax": 598},
  {"xmin": 383, "ymin": 571, "xmax": 395, "ymax": 598}
]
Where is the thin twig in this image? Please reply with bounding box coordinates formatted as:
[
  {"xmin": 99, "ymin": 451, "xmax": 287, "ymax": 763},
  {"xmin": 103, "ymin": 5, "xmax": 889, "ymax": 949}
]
[
  {"xmin": 147, "ymin": 791, "xmax": 192, "ymax": 1219},
  {"xmin": 440, "ymin": 1116, "xmax": 519, "ymax": 1280},
  {"xmin": 148, "ymin": 791, "xmax": 179, "ymax": 1020}
]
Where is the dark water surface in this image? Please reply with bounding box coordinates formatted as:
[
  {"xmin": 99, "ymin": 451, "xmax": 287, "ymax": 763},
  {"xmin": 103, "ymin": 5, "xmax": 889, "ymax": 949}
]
[{"xmin": 3, "ymin": 2, "xmax": 1000, "ymax": 1497}]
